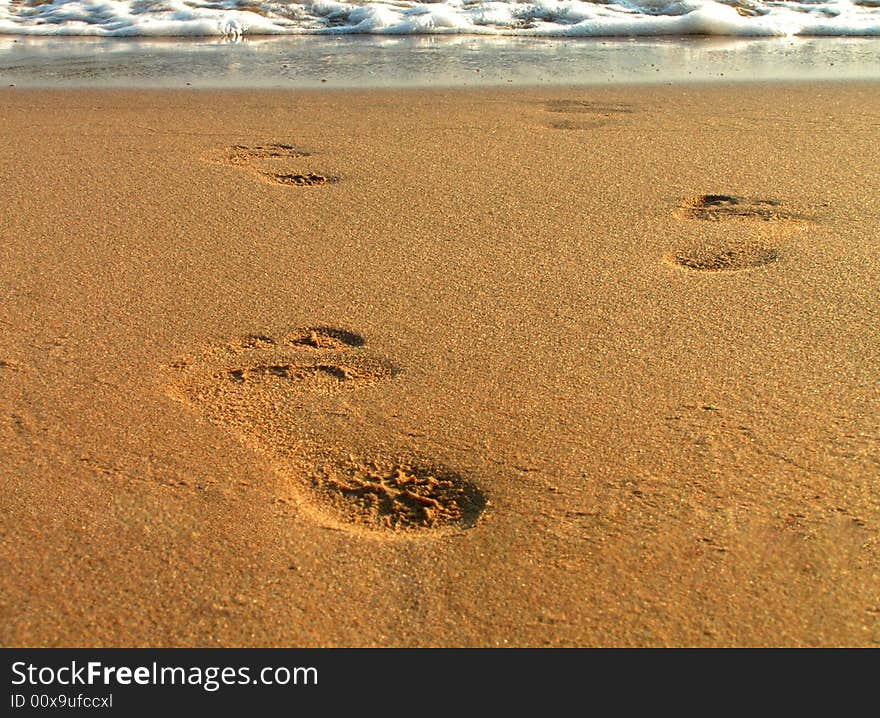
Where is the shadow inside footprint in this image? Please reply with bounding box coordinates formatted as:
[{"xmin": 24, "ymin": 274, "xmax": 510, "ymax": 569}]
[
  {"xmin": 683, "ymin": 194, "xmax": 804, "ymax": 222},
  {"xmin": 314, "ymin": 457, "xmax": 487, "ymax": 532},
  {"xmin": 262, "ymin": 172, "xmax": 336, "ymax": 187},
  {"xmin": 226, "ymin": 327, "xmax": 364, "ymax": 353},
  {"xmin": 225, "ymin": 357, "xmax": 393, "ymax": 389},
  {"xmin": 287, "ymin": 327, "xmax": 365, "ymax": 349}
]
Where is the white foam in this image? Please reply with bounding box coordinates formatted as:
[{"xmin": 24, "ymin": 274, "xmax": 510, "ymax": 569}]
[{"xmin": 1, "ymin": 0, "xmax": 879, "ymax": 37}]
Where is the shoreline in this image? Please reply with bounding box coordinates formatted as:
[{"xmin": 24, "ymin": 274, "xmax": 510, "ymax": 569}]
[
  {"xmin": 5, "ymin": 75, "xmax": 880, "ymax": 95},
  {"xmin": 3, "ymin": 36, "xmax": 880, "ymax": 89},
  {"xmin": 2, "ymin": 81, "xmax": 879, "ymax": 647}
]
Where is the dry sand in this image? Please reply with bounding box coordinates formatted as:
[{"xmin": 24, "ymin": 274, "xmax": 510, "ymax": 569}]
[{"xmin": 1, "ymin": 82, "xmax": 878, "ymax": 647}]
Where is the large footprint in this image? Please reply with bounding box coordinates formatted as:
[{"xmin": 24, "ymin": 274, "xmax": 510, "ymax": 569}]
[
  {"xmin": 669, "ymin": 194, "xmax": 814, "ymax": 272},
  {"xmin": 166, "ymin": 327, "xmax": 487, "ymax": 535},
  {"xmin": 203, "ymin": 142, "xmax": 339, "ymax": 187},
  {"xmin": 679, "ymin": 194, "xmax": 809, "ymax": 223},
  {"xmin": 542, "ymin": 99, "xmax": 635, "ymax": 131}
]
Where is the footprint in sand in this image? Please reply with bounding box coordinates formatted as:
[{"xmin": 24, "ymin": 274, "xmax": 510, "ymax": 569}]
[
  {"xmin": 211, "ymin": 143, "xmax": 312, "ymax": 165},
  {"xmin": 544, "ymin": 99, "xmax": 635, "ymax": 115},
  {"xmin": 204, "ymin": 142, "xmax": 339, "ymax": 187},
  {"xmin": 543, "ymin": 99, "xmax": 635, "ymax": 131},
  {"xmin": 671, "ymin": 241, "xmax": 780, "ymax": 272},
  {"xmin": 263, "ymin": 172, "xmax": 336, "ymax": 187},
  {"xmin": 670, "ymin": 194, "xmax": 813, "ymax": 272},
  {"xmin": 167, "ymin": 327, "xmax": 486, "ymax": 535},
  {"xmin": 680, "ymin": 194, "xmax": 808, "ymax": 223}
]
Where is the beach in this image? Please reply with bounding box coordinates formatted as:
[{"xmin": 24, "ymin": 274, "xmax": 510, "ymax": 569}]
[{"xmin": 1, "ymin": 82, "xmax": 878, "ymax": 647}]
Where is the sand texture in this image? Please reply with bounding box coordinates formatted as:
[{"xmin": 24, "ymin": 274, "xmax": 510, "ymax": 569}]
[{"xmin": 1, "ymin": 82, "xmax": 879, "ymax": 646}]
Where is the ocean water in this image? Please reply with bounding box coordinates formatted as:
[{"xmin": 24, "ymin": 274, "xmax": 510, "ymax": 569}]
[
  {"xmin": 1, "ymin": 2, "xmax": 879, "ymax": 87},
  {"xmin": 2, "ymin": 34, "xmax": 879, "ymax": 87},
  {"xmin": 1, "ymin": 0, "xmax": 880, "ymax": 39}
]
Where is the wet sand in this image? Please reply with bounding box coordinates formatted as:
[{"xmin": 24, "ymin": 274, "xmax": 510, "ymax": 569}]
[{"xmin": 1, "ymin": 82, "xmax": 879, "ymax": 646}]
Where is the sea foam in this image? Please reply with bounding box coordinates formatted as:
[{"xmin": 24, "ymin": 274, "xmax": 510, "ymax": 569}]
[{"xmin": 1, "ymin": 0, "xmax": 879, "ymax": 38}]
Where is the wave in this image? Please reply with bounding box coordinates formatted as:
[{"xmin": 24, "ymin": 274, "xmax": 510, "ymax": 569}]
[{"xmin": 1, "ymin": 0, "xmax": 879, "ymax": 38}]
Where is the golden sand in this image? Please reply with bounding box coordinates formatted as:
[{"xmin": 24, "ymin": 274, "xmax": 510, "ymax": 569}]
[{"xmin": 1, "ymin": 83, "xmax": 878, "ymax": 646}]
